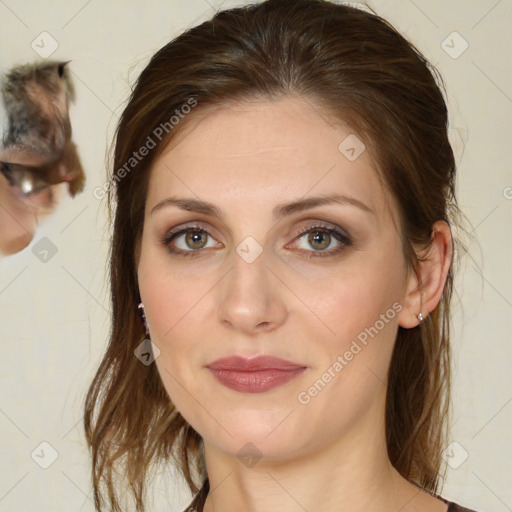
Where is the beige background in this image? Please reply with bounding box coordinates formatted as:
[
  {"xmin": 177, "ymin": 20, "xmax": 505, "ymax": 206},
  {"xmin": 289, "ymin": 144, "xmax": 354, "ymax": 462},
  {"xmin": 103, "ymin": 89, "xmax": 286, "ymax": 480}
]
[{"xmin": 0, "ymin": 0, "xmax": 511, "ymax": 511}]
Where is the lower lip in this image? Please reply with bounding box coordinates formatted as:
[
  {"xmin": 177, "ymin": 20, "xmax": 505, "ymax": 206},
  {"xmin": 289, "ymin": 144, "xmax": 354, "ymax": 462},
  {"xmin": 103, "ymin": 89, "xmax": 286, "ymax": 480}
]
[{"xmin": 208, "ymin": 368, "xmax": 306, "ymax": 393}]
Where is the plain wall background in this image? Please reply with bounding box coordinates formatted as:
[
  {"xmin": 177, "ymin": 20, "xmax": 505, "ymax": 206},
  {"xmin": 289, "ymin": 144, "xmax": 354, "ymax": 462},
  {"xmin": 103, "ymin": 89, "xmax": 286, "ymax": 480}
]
[{"xmin": 0, "ymin": 0, "xmax": 511, "ymax": 511}]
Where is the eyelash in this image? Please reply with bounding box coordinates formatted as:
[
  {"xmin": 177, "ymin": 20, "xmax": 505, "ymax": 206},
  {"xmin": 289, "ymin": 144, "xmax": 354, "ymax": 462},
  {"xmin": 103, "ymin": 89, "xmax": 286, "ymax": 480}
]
[{"xmin": 160, "ymin": 222, "xmax": 352, "ymax": 259}]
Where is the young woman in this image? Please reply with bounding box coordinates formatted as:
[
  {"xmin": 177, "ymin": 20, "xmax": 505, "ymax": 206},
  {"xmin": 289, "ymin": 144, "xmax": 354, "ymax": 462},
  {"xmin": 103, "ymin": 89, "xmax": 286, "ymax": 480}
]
[{"xmin": 84, "ymin": 1, "xmax": 479, "ymax": 510}]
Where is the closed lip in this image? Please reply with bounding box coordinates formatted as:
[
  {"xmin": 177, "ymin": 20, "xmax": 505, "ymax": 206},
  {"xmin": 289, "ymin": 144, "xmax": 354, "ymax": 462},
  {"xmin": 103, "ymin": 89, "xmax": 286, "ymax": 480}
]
[{"xmin": 206, "ymin": 355, "xmax": 306, "ymax": 371}]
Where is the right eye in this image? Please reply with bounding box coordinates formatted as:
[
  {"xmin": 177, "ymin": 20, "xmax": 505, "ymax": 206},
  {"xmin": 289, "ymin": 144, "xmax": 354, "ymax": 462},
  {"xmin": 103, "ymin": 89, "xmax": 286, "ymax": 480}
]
[{"xmin": 160, "ymin": 225, "xmax": 222, "ymax": 258}]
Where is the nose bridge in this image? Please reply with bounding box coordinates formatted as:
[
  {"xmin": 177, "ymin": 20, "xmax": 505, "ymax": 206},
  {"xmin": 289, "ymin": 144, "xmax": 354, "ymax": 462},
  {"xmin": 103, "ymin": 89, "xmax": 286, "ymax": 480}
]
[
  {"xmin": 236, "ymin": 239, "xmax": 267, "ymax": 286},
  {"xmin": 217, "ymin": 237, "xmax": 286, "ymax": 332}
]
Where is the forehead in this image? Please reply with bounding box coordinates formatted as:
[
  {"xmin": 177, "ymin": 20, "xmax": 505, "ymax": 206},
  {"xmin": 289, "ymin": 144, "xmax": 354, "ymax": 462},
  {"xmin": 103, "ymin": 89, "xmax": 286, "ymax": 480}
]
[{"xmin": 145, "ymin": 95, "xmax": 392, "ymax": 225}]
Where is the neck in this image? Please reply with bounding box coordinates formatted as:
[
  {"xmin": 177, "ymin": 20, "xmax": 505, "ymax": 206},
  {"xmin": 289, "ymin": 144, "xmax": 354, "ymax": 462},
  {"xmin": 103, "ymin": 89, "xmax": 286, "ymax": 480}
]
[{"xmin": 200, "ymin": 409, "xmax": 440, "ymax": 512}]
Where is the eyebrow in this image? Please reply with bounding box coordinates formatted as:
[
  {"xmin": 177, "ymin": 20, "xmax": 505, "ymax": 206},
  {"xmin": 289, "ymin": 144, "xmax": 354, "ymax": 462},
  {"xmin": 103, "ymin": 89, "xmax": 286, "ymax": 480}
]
[{"xmin": 150, "ymin": 193, "xmax": 374, "ymax": 221}]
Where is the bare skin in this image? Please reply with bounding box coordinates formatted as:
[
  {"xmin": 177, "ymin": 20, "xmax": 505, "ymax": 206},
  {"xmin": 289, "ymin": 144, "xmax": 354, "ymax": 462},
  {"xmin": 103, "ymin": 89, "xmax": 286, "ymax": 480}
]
[
  {"xmin": 137, "ymin": 95, "xmax": 452, "ymax": 512},
  {"xmin": 0, "ymin": 149, "xmax": 64, "ymax": 256}
]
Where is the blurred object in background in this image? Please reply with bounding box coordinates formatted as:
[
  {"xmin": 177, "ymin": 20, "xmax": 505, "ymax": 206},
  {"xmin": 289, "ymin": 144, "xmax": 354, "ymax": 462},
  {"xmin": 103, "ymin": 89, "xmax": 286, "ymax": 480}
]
[{"xmin": 0, "ymin": 60, "xmax": 85, "ymax": 257}]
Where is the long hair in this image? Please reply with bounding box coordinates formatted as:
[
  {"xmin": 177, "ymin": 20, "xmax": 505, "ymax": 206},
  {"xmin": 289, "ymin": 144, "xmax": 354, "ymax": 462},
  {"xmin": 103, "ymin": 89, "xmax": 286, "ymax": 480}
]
[{"xmin": 83, "ymin": 1, "xmax": 462, "ymax": 510}]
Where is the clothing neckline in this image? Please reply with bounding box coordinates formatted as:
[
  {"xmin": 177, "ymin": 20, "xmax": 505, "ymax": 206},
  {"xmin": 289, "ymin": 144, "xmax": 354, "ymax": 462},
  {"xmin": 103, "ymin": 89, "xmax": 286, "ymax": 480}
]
[{"xmin": 184, "ymin": 479, "xmax": 465, "ymax": 512}]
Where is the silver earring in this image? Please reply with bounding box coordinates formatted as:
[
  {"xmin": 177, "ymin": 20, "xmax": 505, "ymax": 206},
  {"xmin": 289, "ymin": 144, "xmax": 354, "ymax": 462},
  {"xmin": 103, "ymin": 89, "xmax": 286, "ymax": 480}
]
[
  {"xmin": 138, "ymin": 302, "xmax": 150, "ymax": 338},
  {"xmin": 417, "ymin": 312, "xmax": 423, "ymax": 323}
]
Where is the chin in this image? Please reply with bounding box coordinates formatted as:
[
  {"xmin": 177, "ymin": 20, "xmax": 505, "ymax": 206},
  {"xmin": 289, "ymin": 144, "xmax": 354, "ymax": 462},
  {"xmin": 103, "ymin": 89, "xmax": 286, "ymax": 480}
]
[{"xmin": 199, "ymin": 407, "xmax": 306, "ymax": 458}]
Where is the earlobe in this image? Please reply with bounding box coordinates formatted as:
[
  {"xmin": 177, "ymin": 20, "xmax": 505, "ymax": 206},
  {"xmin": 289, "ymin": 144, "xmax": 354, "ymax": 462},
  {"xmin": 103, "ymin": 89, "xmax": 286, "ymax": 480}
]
[
  {"xmin": 397, "ymin": 220, "xmax": 453, "ymax": 329},
  {"xmin": 397, "ymin": 263, "xmax": 423, "ymax": 329}
]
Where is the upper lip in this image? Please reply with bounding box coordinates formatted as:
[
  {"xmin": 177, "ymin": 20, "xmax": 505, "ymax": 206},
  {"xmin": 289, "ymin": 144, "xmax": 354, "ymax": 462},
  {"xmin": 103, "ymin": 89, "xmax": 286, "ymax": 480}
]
[{"xmin": 206, "ymin": 356, "xmax": 306, "ymax": 371}]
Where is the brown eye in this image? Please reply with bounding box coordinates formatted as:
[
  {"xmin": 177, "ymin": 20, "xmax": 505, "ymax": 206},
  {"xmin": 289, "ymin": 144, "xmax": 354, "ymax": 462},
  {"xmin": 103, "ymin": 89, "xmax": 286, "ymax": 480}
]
[
  {"xmin": 307, "ymin": 230, "xmax": 331, "ymax": 251},
  {"xmin": 290, "ymin": 224, "xmax": 353, "ymax": 258},
  {"xmin": 184, "ymin": 230, "xmax": 208, "ymax": 250},
  {"xmin": 161, "ymin": 225, "xmax": 221, "ymax": 257}
]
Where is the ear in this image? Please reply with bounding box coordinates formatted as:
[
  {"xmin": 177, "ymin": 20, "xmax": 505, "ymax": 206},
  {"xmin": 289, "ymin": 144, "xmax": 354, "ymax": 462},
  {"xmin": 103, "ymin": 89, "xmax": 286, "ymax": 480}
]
[{"xmin": 397, "ymin": 220, "xmax": 453, "ymax": 328}]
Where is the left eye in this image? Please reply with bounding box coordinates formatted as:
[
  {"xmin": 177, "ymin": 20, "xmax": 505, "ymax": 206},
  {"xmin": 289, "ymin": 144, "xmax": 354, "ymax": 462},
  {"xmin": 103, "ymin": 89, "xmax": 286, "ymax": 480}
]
[{"xmin": 290, "ymin": 225, "xmax": 352, "ymax": 257}]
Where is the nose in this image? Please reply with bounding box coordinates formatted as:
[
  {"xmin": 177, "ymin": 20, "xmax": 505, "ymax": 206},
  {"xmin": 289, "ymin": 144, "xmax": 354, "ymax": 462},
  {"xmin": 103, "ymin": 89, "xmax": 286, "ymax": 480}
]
[{"xmin": 217, "ymin": 245, "xmax": 287, "ymax": 335}]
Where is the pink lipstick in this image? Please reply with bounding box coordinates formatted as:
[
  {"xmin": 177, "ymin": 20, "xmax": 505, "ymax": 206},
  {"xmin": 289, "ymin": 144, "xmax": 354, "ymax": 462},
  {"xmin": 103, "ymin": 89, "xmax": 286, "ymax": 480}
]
[{"xmin": 206, "ymin": 356, "xmax": 306, "ymax": 393}]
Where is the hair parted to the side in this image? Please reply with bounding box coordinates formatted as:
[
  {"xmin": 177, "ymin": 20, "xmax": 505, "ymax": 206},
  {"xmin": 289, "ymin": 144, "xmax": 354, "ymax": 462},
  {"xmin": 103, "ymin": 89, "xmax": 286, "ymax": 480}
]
[{"xmin": 83, "ymin": 1, "xmax": 463, "ymax": 510}]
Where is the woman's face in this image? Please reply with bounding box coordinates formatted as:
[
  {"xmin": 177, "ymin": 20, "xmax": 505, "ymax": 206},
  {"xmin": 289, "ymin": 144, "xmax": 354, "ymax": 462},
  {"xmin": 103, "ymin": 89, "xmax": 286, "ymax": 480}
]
[{"xmin": 137, "ymin": 95, "xmax": 412, "ymax": 462}]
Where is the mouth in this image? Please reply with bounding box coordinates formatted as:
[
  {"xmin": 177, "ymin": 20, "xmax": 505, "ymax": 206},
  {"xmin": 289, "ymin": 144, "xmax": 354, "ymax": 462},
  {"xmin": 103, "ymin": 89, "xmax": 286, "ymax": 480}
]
[{"xmin": 206, "ymin": 355, "xmax": 307, "ymax": 393}]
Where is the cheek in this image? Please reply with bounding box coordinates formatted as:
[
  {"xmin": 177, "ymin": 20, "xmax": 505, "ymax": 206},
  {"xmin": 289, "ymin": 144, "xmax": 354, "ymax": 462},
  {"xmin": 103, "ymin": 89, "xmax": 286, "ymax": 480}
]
[
  {"xmin": 138, "ymin": 238, "xmax": 213, "ymax": 342},
  {"xmin": 294, "ymin": 247, "xmax": 405, "ymax": 408},
  {"xmin": 291, "ymin": 273, "xmax": 402, "ymax": 443},
  {"xmin": 296, "ymin": 248, "xmax": 405, "ymax": 344},
  {"xmin": 140, "ymin": 270, "xmax": 208, "ymax": 426},
  {"xmin": 304, "ymin": 279, "xmax": 401, "ymax": 396},
  {"xmin": 137, "ymin": 244, "xmax": 216, "ymax": 412}
]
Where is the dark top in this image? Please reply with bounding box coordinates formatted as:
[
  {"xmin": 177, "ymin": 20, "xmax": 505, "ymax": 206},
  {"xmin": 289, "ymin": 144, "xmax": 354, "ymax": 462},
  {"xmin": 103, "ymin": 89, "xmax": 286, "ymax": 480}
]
[
  {"xmin": 441, "ymin": 498, "xmax": 480, "ymax": 512},
  {"xmin": 182, "ymin": 479, "xmax": 481, "ymax": 512}
]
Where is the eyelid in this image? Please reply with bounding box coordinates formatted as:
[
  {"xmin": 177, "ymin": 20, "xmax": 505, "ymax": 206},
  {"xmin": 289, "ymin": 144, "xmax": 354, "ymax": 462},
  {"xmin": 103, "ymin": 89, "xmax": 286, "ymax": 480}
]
[
  {"xmin": 162, "ymin": 216, "xmax": 350, "ymax": 238},
  {"xmin": 160, "ymin": 218, "xmax": 349, "ymax": 243},
  {"xmin": 291, "ymin": 221, "xmax": 351, "ymax": 241}
]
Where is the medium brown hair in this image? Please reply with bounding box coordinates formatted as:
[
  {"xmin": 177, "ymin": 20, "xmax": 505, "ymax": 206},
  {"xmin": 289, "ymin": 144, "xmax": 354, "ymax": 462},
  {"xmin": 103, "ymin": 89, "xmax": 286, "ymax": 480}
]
[{"xmin": 84, "ymin": 1, "xmax": 462, "ymax": 510}]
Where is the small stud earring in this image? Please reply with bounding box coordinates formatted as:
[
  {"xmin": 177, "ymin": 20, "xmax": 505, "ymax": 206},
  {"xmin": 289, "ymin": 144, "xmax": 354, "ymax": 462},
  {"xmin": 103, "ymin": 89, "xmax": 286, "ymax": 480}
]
[{"xmin": 417, "ymin": 312, "xmax": 423, "ymax": 323}]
